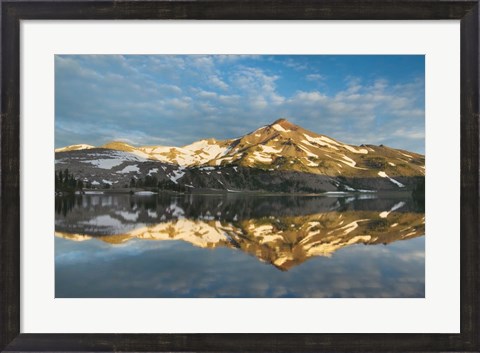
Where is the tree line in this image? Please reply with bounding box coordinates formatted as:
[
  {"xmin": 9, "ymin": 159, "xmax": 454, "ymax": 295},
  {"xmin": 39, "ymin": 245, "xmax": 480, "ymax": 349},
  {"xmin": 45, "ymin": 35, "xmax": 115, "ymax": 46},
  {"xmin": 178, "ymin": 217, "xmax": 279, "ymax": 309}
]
[
  {"xmin": 55, "ymin": 168, "xmax": 188, "ymax": 193},
  {"xmin": 55, "ymin": 169, "xmax": 85, "ymax": 193},
  {"xmin": 129, "ymin": 176, "xmax": 188, "ymax": 192}
]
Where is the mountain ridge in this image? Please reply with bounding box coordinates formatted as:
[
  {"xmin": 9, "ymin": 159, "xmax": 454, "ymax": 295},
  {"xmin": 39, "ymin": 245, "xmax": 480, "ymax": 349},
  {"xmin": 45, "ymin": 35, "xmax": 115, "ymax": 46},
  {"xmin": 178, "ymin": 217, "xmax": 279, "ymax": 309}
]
[
  {"xmin": 56, "ymin": 118, "xmax": 424, "ymax": 178},
  {"xmin": 55, "ymin": 119, "xmax": 425, "ymax": 193}
]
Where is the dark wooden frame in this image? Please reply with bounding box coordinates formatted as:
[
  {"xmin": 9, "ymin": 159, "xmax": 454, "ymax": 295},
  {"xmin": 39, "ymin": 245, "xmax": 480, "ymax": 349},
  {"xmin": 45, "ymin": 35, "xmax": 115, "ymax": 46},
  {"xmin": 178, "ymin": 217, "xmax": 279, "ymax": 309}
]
[{"xmin": 1, "ymin": 1, "xmax": 478, "ymax": 352}]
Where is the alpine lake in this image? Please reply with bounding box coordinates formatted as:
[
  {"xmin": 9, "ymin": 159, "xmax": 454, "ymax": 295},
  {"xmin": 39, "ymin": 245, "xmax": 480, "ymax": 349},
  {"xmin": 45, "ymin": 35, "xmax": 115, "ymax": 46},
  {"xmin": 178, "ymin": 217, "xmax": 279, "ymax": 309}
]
[{"xmin": 55, "ymin": 191, "xmax": 425, "ymax": 298}]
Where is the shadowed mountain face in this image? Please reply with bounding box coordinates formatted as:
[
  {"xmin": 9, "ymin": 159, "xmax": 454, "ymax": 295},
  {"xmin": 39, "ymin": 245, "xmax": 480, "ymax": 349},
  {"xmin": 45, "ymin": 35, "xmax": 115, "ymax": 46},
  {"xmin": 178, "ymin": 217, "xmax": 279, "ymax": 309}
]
[
  {"xmin": 55, "ymin": 193, "xmax": 424, "ymax": 271},
  {"xmin": 55, "ymin": 119, "xmax": 425, "ymax": 193}
]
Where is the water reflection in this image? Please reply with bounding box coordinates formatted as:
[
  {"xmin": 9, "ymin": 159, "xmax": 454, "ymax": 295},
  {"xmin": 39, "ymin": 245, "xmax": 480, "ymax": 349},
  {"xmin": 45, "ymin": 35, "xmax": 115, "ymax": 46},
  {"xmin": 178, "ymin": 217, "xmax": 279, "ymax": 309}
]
[{"xmin": 55, "ymin": 193, "xmax": 425, "ymax": 297}]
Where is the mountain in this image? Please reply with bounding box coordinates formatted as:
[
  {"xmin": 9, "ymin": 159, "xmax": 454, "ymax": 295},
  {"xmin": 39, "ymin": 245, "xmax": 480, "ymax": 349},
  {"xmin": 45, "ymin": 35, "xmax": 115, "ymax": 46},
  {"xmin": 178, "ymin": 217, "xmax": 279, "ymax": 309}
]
[
  {"xmin": 204, "ymin": 118, "xmax": 424, "ymax": 178},
  {"xmin": 55, "ymin": 119, "xmax": 425, "ymax": 193}
]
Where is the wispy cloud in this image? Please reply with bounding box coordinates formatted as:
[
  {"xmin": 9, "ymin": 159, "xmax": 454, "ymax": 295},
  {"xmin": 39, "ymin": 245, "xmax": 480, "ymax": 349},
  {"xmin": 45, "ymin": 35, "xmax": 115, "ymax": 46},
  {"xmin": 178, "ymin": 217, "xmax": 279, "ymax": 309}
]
[{"xmin": 306, "ymin": 73, "xmax": 324, "ymax": 81}]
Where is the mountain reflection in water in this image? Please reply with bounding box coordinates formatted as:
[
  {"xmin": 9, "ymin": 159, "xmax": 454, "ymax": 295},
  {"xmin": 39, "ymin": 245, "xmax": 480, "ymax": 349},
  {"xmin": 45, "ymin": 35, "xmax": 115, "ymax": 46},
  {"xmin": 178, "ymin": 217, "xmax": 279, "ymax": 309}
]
[{"xmin": 55, "ymin": 193, "xmax": 425, "ymax": 297}]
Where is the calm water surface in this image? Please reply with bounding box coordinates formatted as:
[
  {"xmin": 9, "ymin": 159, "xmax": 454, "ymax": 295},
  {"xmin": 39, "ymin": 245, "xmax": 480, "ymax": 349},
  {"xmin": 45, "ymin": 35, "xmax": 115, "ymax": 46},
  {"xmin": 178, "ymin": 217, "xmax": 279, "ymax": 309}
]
[{"xmin": 55, "ymin": 193, "xmax": 425, "ymax": 298}]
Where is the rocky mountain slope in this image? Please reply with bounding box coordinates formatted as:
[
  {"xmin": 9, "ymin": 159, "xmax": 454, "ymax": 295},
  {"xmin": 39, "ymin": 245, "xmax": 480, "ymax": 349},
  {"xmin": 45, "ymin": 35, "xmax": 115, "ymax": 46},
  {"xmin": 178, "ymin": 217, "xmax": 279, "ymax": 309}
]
[{"xmin": 55, "ymin": 119, "xmax": 425, "ymax": 193}]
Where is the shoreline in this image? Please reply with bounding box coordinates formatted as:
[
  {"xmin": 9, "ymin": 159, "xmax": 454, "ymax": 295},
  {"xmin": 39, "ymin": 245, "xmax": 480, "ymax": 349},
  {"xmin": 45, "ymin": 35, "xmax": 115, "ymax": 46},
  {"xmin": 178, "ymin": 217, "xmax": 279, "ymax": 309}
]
[{"xmin": 55, "ymin": 188, "xmax": 416, "ymax": 198}]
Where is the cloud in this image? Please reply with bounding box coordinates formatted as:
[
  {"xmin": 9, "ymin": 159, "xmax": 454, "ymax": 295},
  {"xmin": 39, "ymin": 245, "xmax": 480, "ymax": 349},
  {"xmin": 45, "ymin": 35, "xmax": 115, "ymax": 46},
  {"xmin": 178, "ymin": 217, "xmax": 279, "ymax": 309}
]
[
  {"xmin": 209, "ymin": 75, "xmax": 229, "ymax": 90},
  {"xmin": 306, "ymin": 73, "xmax": 324, "ymax": 81},
  {"xmin": 282, "ymin": 57, "xmax": 310, "ymax": 71},
  {"xmin": 232, "ymin": 67, "xmax": 285, "ymax": 106},
  {"xmin": 55, "ymin": 55, "xmax": 425, "ymax": 153},
  {"xmin": 279, "ymin": 78, "xmax": 424, "ymax": 151}
]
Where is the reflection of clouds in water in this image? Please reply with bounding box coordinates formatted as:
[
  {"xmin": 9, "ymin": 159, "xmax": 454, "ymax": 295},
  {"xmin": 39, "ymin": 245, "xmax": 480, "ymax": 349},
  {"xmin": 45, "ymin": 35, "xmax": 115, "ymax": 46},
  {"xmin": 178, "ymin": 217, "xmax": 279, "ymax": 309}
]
[
  {"xmin": 55, "ymin": 194, "xmax": 425, "ymax": 298},
  {"xmin": 55, "ymin": 238, "xmax": 177, "ymax": 265},
  {"xmin": 396, "ymin": 250, "xmax": 425, "ymax": 263},
  {"xmin": 55, "ymin": 236, "xmax": 424, "ymax": 298}
]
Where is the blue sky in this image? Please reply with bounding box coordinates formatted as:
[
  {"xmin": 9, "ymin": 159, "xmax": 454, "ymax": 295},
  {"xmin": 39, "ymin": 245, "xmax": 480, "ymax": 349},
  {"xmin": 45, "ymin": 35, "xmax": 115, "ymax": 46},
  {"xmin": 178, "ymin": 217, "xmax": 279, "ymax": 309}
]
[{"xmin": 55, "ymin": 55, "xmax": 425, "ymax": 153}]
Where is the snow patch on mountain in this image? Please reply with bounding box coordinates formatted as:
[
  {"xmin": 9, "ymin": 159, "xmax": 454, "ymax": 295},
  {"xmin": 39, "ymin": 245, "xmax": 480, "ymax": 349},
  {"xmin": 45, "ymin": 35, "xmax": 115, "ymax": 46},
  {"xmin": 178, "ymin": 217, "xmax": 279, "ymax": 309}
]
[
  {"xmin": 297, "ymin": 144, "xmax": 317, "ymax": 158},
  {"xmin": 85, "ymin": 159, "xmax": 124, "ymax": 169},
  {"xmin": 272, "ymin": 124, "xmax": 288, "ymax": 132},
  {"xmin": 117, "ymin": 165, "xmax": 140, "ymax": 174},
  {"xmin": 81, "ymin": 151, "xmax": 147, "ymax": 170},
  {"xmin": 303, "ymin": 133, "xmax": 339, "ymax": 150},
  {"xmin": 343, "ymin": 145, "xmax": 368, "ymax": 154},
  {"xmin": 260, "ymin": 145, "xmax": 282, "ymax": 154},
  {"xmin": 147, "ymin": 168, "xmax": 158, "ymax": 176},
  {"xmin": 169, "ymin": 169, "xmax": 185, "ymax": 184},
  {"xmin": 251, "ymin": 152, "xmax": 273, "ymax": 163},
  {"xmin": 341, "ymin": 155, "xmax": 357, "ymax": 168}
]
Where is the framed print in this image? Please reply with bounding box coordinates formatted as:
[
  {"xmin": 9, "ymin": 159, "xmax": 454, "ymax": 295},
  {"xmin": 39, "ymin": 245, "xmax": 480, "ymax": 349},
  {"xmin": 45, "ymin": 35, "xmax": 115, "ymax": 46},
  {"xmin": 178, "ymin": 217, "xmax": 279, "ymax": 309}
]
[
  {"xmin": 53, "ymin": 53, "xmax": 428, "ymax": 300},
  {"xmin": 1, "ymin": 1, "xmax": 479, "ymax": 352}
]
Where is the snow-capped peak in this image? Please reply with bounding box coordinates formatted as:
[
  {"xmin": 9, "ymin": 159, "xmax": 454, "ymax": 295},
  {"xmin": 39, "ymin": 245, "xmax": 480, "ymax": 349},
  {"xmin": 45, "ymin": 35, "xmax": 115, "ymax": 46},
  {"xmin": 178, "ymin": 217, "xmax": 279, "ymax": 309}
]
[{"xmin": 55, "ymin": 144, "xmax": 95, "ymax": 153}]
